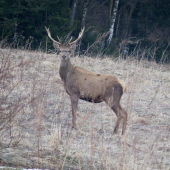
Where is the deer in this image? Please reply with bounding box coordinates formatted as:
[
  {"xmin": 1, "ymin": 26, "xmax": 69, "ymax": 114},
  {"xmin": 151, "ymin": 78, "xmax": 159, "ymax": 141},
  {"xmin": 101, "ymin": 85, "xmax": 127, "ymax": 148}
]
[{"xmin": 45, "ymin": 27, "xmax": 128, "ymax": 135}]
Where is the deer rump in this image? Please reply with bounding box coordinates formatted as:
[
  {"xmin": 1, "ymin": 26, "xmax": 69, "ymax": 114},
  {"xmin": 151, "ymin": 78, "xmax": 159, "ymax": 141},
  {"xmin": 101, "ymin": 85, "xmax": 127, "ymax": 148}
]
[{"xmin": 64, "ymin": 66, "xmax": 124, "ymax": 103}]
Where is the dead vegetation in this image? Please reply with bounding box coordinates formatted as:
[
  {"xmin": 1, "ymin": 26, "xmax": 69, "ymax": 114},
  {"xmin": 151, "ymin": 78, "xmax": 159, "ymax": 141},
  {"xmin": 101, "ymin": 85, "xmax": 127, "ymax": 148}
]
[{"xmin": 0, "ymin": 48, "xmax": 170, "ymax": 169}]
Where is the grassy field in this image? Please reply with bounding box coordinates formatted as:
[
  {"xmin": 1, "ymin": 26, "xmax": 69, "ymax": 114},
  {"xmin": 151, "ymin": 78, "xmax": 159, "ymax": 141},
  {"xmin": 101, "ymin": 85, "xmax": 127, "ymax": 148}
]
[{"xmin": 0, "ymin": 48, "xmax": 170, "ymax": 170}]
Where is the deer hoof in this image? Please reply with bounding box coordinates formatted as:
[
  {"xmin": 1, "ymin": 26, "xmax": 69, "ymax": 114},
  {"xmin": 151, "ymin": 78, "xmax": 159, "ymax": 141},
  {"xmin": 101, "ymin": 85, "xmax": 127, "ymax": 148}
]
[
  {"xmin": 113, "ymin": 130, "xmax": 118, "ymax": 135},
  {"xmin": 72, "ymin": 125, "xmax": 77, "ymax": 130}
]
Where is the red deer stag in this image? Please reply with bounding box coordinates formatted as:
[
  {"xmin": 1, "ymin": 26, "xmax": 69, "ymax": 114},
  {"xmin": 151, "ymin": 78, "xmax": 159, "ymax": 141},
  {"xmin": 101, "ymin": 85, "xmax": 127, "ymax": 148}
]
[{"xmin": 45, "ymin": 27, "xmax": 128, "ymax": 135}]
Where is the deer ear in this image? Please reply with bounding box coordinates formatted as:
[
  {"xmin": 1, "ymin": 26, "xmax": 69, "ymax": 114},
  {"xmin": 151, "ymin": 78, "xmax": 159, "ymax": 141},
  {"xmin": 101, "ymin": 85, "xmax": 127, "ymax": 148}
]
[
  {"xmin": 69, "ymin": 43, "xmax": 77, "ymax": 51},
  {"xmin": 53, "ymin": 42, "xmax": 61, "ymax": 50}
]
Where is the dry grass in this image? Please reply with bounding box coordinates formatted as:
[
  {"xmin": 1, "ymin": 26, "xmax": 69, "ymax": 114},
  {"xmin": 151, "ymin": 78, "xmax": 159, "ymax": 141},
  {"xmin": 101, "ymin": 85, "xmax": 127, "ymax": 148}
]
[{"xmin": 0, "ymin": 48, "xmax": 170, "ymax": 170}]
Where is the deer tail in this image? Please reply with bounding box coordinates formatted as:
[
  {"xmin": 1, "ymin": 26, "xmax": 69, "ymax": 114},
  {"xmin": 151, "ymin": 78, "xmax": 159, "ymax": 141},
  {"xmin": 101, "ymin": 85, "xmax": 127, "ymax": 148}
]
[{"xmin": 118, "ymin": 79, "xmax": 127, "ymax": 94}]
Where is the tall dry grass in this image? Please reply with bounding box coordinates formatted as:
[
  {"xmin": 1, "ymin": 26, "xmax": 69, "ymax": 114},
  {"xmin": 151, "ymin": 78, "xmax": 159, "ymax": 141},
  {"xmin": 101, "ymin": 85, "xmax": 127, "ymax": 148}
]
[{"xmin": 0, "ymin": 45, "xmax": 170, "ymax": 169}]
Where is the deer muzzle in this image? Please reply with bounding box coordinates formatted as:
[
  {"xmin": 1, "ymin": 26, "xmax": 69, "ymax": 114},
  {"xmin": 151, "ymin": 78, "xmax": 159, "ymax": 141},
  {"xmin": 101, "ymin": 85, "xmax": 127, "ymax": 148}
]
[{"xmin": 62, "ymin": 55, "xmax": 66, "ymax": 59}]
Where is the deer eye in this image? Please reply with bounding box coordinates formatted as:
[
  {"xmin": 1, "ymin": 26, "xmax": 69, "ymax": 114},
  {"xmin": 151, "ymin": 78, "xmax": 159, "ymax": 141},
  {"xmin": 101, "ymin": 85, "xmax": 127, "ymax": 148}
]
[{"xmin": 58, "ymin": 50, "xmax": 71, "ymax": 54}]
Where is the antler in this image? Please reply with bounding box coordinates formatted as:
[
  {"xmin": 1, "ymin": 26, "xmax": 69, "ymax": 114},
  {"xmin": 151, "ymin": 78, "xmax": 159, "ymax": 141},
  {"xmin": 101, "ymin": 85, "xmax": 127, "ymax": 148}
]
[
  {"xmin": 45, "ymin": 26, "xmax": 61, "ymax": 45},
  {"xmin": 68, "ymin": 27, "xmax": 85, "ymax": 45},
  {"xmin": 45, "ymin": 26, "xmax": 85, "ymax": 46}
]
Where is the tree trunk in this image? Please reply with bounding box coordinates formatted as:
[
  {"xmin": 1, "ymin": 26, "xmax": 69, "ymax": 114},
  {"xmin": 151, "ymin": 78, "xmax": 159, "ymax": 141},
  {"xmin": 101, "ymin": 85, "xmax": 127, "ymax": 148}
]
[
  {"xmin": 78, "ymin": 0, "xmax": 90, "ymax": 55},
  {"xmin": 126, "ymin": 0, "xmax": 138, "ymax": 38},
  {"xmin": 65, "ymin": 0, "xmax": 78, "ymax": 44},
  {"xmin": 107, "ymin": 0, "xmax": 120, "ymax": 44},
  {"xmin": 70, "ymin": 0, "xmax": 78, "ymax": 27},
  {"xmin": 81, "ymin": 0, "xmax": 90, "ymax": 28}
]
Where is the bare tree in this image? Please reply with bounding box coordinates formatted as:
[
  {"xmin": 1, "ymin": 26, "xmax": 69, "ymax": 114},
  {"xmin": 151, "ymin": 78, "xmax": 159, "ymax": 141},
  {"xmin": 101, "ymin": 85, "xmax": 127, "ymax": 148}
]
[
  {"xmin": 107, "ymin": 0, "xmax": 120, "ymax": 44},
  {"xmin": 70, "ymin": 0, "xmax": 78, "ymax": 27},
  {"xmin": 126, "ymin": 0, "xmax": 138, "ymax": 38},
  {"xmin": 81, "ymin": 0, "xmax": 90, "ymax": 28},
  {"xmin": 65, "ymin": 0, "xmax": 78, "ymax": 43}
]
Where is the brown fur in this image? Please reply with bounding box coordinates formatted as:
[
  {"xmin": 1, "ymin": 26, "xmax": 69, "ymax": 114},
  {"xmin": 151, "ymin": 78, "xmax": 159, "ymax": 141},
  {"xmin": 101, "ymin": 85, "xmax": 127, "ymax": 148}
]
[{"xmin": 46, "ymin": 27, "xmax": 128, "ymax": 135}]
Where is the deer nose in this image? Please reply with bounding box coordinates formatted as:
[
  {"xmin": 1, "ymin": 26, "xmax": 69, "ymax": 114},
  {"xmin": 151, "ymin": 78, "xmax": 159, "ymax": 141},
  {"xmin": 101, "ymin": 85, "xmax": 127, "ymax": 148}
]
[{"xmin": 62, "ymin": 55, "xmax": 66, "ymax": 59}]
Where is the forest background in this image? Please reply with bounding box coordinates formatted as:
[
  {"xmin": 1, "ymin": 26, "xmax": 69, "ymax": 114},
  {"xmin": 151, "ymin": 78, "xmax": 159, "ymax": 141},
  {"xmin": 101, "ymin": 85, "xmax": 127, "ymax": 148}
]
[
  {"xmin": 1, "ymin": 1, "xmax": 170, "ymax": 169},
  {"xmin": 0, "ymin": 0, "xmax": 170, "ymax": 62}
]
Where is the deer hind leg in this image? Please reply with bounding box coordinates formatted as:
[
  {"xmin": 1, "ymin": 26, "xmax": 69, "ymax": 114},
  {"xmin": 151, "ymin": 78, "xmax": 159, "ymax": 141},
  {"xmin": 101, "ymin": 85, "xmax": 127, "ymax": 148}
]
[
  {"xmin": 70, "ymin": 95, "xmax": 79, "ymax": 129},
  {"xmin": 111, "ymin": 104, "xmax": 127, "ymax": 135},
  {"xmin": 121, "ymin": 107, "xmax": 127, "ymax": 135},
  {"xmin": 112, "ymin": 104, "xmax": 127, "ymax": 135},
  {"xmin": 106, "ymin": 98, "xmax": 127, "ymax": 135}
]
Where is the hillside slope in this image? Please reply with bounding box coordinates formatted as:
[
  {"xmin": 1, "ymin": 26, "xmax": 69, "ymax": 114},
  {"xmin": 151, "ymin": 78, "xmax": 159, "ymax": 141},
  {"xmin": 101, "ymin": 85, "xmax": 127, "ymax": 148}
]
[{"xmin": 0, "ymin": 48, "xmax": 170, "ymax": 169}]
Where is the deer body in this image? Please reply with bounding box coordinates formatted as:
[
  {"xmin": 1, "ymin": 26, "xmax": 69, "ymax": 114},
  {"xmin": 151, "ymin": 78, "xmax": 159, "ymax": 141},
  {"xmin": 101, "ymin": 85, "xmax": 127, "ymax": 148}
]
[
  {"xmin": 45, "ymin": 27, "xmax": 128, "ymax": 135},
  {"xmin": 60, "ymin": 60, "xmax": 126, "ymax": 103}
]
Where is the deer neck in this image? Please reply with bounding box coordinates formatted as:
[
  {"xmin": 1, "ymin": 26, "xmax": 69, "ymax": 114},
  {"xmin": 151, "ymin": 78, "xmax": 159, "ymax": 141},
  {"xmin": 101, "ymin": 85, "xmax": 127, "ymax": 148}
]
[{"xmin": 59, "ymin": 58, "xmax": 74, "ymax": 82}]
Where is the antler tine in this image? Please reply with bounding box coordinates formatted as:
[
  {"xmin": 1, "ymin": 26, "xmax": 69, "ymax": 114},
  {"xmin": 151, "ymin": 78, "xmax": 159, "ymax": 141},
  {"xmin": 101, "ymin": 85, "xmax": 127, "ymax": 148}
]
[
  {"xmin": 57, "ymin": 36, "xmax": 62, "ymax": 43},
  {"xmin": 68, "ymin": 27, "xmax": 85, "ymax": 45},
  {"xmin": 45, "ymin": 26, "xmax": 61, "ymax": 45},
  {"xmin": 68, "ymin": 36, "xmax": 73, "ymax": 44}
]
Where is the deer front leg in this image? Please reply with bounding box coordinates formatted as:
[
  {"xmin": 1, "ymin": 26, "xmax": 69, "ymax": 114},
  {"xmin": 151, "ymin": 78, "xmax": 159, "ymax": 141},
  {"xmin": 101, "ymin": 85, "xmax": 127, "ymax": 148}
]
[{"xmin": 70, "ymin": 95, "xmax": 79, "ymax": 129}]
